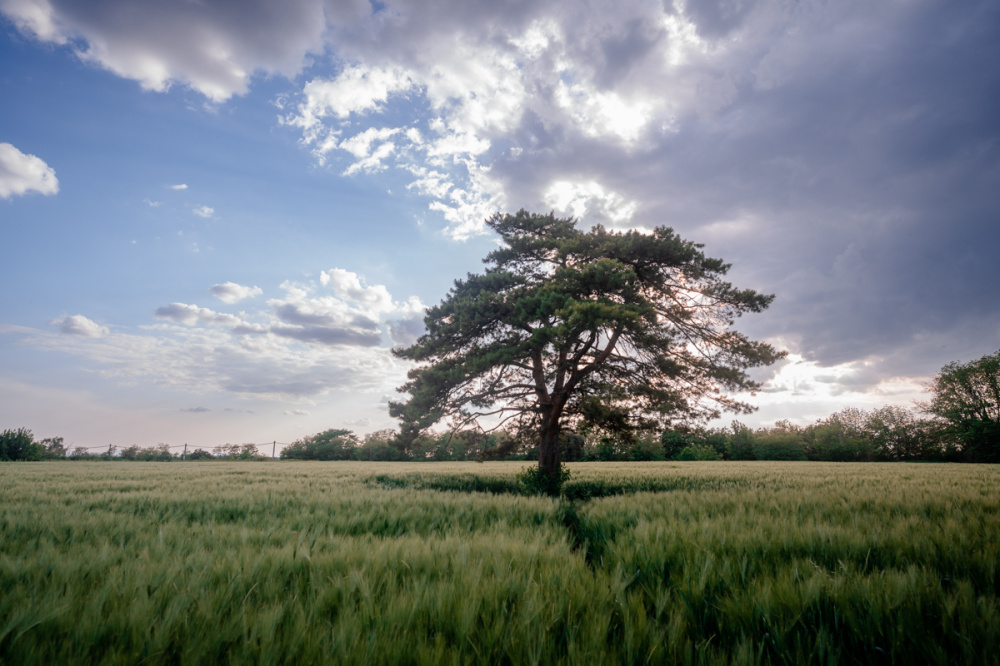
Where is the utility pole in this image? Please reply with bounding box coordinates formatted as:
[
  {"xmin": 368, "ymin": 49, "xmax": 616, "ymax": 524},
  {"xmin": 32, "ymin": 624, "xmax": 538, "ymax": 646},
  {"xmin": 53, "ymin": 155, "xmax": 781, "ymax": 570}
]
[
  {"xmin": 272, "ymin": 441, "xmax": 276, "ymax": 459},
  {"xmin": 183, "ymin": 443, "xmax": 187, "ymax": 461}
]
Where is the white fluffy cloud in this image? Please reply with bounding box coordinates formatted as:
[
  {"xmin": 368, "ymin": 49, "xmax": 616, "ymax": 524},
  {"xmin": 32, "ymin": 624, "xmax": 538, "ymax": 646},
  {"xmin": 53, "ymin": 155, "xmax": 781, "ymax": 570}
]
[
  {"xmin": 193, "ymin": 205, "xmax": 214, "ymax": 218},
  {"xmin": 0, "ymin": 0, "xmax": 327, "ymax": 102},
  {"xmin": 0, "ymin": 142, "xmax": 59, "ymax": 199},
  {"xmin": 320, "ymin": 269, "xmax": 394, "ymax": 313},
  {"xmin": 267, "ymin": 271, "xmax": 425, "ymax": 348},
  {"xmin": 49, "ymin": 314, "xmax": 108, "ymax": 338},
  {"xmin": 209, "ymin": 282, "xmax": 263, "ymax": 304},
  {"xmin": 544, "ymin": 181, "xmax": 637, "ymax": 226}
]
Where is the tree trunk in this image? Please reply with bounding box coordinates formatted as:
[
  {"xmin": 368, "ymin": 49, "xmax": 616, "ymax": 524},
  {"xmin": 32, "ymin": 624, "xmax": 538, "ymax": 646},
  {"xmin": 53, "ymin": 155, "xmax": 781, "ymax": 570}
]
[{"xmin": 537, "ymin": 403, "xmax": 563, "ymax": 494}]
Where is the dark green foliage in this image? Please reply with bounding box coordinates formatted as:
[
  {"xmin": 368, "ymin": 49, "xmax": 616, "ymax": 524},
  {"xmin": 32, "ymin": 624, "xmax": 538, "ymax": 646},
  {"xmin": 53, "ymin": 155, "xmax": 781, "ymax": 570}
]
[
  {"xmin": 560, "ymin": 433, "xmax": 586, "ymax": 462},
  {"xmin": 354, "ymin": 429, "xmax": 408, "ymax": 461},
  {"xmin": 653, "ymin": 407, "xmax": 956, "ymax": 463},
  {"xmin": 0, "ymin": 428, "xmax": 43, "ymax": 461},
  {"xmin": 925, "ymin": 349, "xmax": 1000, "ymax": 463},
  {"xmin": 866, "ymin": 405, "xmax": 940, "ymax": 460},
  {"xmin": 280, "ymin": 430, "xmax": 357, "ymax": 460},
  {"xmin": 187, "ymin": 448, "xmax": 214, "ymax": 460},
  {"xmin": 392, "ymin": 210, "xmax": 783, "ymax": 483},
  {"xmin": 725, "ymin": 421, "xmax": 756, "ymax": 460},
  {"xmin": 753, "ymin": 422, "xmax": 810, "ymax": 461},
  {"xmin": 478, "ymin": 431, "xmax": 524, "ymax": 460},
  {"xmin": 808, "ymin": 423, "xmax": 872, "ymax": 462},
  {"xmin": 517, "ymin": 463, "xmax": 571, "ymax": 496},
  {"xmin": 593, "ymin": 436, "xmax": 619, "ymax": 461},
  {"xmin": 676, "ymin": 443, "xmax": 723, "ymax": 460},
  {"xmin": 371, "ymin": 473, "xmax": 523, "ymax": 495},
  {"xmin": 660, "ymin": 429, "xmax": 689, "ymax": 460}
]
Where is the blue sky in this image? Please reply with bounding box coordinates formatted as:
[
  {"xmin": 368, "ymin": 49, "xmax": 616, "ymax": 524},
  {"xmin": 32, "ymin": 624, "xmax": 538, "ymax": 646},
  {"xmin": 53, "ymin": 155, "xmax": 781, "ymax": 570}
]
[{"xmin": 1, "ymin": 0, "xmax": 998, "ymax": 450}]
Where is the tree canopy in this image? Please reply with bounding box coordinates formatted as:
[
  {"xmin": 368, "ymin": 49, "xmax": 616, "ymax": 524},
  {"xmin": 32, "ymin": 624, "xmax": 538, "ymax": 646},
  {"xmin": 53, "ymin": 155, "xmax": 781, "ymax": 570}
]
[
  {"xmin": 391, "ymin": 210, "xmax": 784, "ymax": 486},
  {"xmin": 925, "ymin": 349, "xmax": 1000, "ymax": 463},
  {"xmin": 280, "ymin": 429, "xmax": 358, "ymax": 461}
]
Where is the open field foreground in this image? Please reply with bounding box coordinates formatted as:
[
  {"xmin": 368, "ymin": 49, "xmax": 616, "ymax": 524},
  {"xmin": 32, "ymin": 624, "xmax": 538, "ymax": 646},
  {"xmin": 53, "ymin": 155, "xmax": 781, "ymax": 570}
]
[{"xmin": 1, "ymin": 462, "xmax": 998, "ymax": 665}]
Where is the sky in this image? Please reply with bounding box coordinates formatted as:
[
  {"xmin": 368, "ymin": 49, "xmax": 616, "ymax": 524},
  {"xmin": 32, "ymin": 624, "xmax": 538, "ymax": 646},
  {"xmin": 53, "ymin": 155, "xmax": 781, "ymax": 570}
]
[{"xmin": 1, "ymin": 0, "xmax": 998, "ymax": 451}]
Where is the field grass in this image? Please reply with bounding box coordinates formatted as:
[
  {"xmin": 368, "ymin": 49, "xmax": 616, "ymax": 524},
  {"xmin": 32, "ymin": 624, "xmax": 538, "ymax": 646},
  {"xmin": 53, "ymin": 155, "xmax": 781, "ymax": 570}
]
[{"xmin": 0, "ymin": 461, "xmax": 997, "ymax": 664}]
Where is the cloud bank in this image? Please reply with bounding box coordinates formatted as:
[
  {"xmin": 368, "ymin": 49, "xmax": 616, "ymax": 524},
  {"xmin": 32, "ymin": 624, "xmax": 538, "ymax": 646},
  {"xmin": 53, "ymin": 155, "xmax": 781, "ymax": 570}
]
[{"xmin": 21, "ymin": 269, "xmax": 425, "ymax": 401}]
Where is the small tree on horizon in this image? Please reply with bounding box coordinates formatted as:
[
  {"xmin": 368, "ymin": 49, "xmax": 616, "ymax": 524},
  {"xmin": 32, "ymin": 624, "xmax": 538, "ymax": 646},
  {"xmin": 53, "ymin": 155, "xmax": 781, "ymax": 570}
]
[{"xmin": 391, "ymin": 210, "xmax": 783, "ymax": 492}]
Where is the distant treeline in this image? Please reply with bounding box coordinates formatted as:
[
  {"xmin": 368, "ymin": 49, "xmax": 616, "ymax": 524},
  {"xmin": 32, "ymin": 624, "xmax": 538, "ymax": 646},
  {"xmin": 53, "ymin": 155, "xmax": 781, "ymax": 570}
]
[{"xmin": 0, "ymin": 403, "xmax": 991, "ymax": 464}]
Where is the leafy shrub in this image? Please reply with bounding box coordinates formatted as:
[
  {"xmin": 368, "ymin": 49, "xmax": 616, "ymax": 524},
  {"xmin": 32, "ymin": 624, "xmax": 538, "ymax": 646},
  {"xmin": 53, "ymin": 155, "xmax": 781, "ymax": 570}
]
[
  {"xmin": 0, "ymin": 428, "xmax": 43, "ymax": 461},
  {"xmin": 675, "ymin": 443, "xmax": 722, "ymax": 461},
  {"xmin": 517, "ymin": 464, "xmax": 571, "ymax": 496},
  {"xmin": 281, "ymin": 430, "xmax": 358, "ymax": 461}
]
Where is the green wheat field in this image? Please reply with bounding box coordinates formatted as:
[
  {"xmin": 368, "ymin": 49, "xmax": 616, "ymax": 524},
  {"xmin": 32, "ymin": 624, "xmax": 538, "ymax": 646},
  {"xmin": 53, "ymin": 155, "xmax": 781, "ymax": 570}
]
[{"xmin": 1, "ymin": 461, "xmax": 998, "ymax": 664}]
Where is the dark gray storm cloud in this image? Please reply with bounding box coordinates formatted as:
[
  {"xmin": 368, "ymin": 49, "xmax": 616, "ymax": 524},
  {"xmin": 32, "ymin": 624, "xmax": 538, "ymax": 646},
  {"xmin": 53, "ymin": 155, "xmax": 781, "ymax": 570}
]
[{"xmin": 483, "ymin": 0, "xmax": 1000, "ymax": 389}]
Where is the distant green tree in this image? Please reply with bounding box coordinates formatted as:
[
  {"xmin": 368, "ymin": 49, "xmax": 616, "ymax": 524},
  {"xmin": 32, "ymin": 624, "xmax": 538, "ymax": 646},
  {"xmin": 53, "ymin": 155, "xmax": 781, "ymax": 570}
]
[
  {"xmin": 864, "ymin": 405, "xmax": 938, "ymax": 461},
  {"xmin": 925, "ymin": 349, "xmax": 1000, "ymax": 463},
  {"xmin": 236, "ymin": 444, "xmax": 261, "ymax": 460},
  {"xmin": 281, "ymin": 430, "xmax": 357, "ymax": 461},
  {"xmin": 753, "ymin": 421, "xmax": 808, "ymax": 461},
  {"xmin": 726, "ymin": 421, "xmax": 756, "ymax": 460},
  {"xmin": 391, "ymin": 210, "xmax": 783, "ymax": 492},
  {"xmin": 0, "ymin": 428, "xmax": 43, "ymax": 461},
  {"xmin": 595, "ymin": 436, "xmax": 620, "ymax": 461},
  {"xmin": 625, "ymin": 433, "xmax": 665, "ymax": 461},
  {"xmin": 479, "ymin": 430, "xmax": 523, "ymax": 461},
  {"xmin": 40, "ymin": 436, "xmax": 66, "ymax": 460},
  {"xmin": 120, "ymin": 445, "xmax": 142, "ymax": 461},
  {"xmin": 356, "ymin": 429, "xmax": 408, "ymax": 461},
  {"xmin": 214, "ymin": 443, "xmax": 264, "ymax": 460},
  {"xmin": 806, "ymin": 408, "xmax": 876, "ymax": 461},
  {"xmin": 660, "ymin": 429, "xmax": 694, "ymax": 460},
  {"xmin": 808, "ymin": 422, "xmax": 869, "ymax": 461}
]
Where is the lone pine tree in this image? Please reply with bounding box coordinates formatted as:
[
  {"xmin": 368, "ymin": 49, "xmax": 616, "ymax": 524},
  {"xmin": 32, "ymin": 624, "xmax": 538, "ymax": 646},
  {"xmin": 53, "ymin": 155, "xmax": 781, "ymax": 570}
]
[{"xmin": 391, "ymin": 210, "xmax": 784, "ymax": 491}]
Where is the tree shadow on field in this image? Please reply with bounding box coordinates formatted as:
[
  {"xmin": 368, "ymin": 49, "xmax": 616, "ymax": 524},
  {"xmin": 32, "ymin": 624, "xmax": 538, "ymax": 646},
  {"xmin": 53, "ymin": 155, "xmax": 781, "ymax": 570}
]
[
  {"xmin": 366, "ymin": 472, "xmax": 691, "ymax": 567},
  {"xmin": 369, "ymin": 471, "xmax": 747, "ymax": 500}
]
